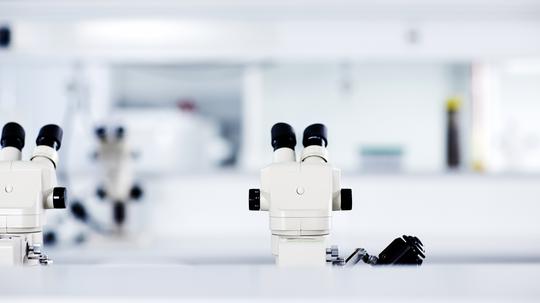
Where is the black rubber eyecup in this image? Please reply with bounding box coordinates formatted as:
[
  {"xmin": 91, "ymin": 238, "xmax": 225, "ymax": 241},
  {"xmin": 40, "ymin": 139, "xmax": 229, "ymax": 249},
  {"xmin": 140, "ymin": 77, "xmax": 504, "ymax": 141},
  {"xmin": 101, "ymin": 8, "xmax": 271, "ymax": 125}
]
[
  {"xmin": 1, "ymin": 122, "xmax": 25, "ymax": 150},
  {"xmin": 95, "ymin": 126, "xmax": 107, "ymax": 141},
  {"xmin": 116, "ymin": 126, "xmax": 125, "ymax": 139},
  {"xmin": 302, "ymin": 123, "xmax": 328, "ymax": 147},
  {"xmin": 271, "ymin": 122, "xmax": 296, "ymax": 151},
  {"xmin": 36, "ymin": 124, "xmax": 63, "ymax": 150}
]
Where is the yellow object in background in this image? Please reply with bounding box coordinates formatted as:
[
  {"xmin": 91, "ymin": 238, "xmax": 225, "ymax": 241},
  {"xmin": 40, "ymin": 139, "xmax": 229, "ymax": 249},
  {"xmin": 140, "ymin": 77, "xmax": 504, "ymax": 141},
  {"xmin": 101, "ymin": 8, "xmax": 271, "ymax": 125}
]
[
  {"xmin": 472, "ymin": 160, "xmax": 485, "ymax": 172},
  {"xmin": 446, "ymin": 96, "xmax": 462, "ymax": 112},
  {"xmin": 446, "ymin": 96, "xmax": 462, "ymax": 169}
]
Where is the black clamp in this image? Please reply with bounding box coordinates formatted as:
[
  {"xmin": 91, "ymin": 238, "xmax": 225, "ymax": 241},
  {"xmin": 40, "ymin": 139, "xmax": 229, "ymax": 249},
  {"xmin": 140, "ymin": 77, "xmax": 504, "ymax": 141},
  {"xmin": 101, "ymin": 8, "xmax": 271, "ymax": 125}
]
[{"xmin": 376, "ymin": 235, "xmax": 425, "ymax": 265}]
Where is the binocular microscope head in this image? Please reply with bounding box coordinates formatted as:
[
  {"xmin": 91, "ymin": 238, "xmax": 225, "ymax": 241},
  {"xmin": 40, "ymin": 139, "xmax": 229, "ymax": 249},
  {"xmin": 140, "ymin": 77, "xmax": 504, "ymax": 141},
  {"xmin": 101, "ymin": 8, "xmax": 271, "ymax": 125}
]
[
  {"xmin": 0, "ymin": 122, "xmax": 66, "ymax": 265},
  {"xmin": 249, "ymin": 123, "xmax": 352, "ymax": 266}
]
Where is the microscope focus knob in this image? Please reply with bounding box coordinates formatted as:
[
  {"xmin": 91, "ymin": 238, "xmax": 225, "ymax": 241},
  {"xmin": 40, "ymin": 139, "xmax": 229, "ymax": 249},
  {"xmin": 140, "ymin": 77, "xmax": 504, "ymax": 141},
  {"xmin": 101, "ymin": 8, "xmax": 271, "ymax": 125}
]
[
  {"xmin": 70, "ymin": 201, "xmax": 88, "ymax": 222},
  {"xmin": 113, "ymin": 201, "xmax": 126, "ymax": 226},
  {"xmin": 340, "ymin": 188, "xmax": 352, "ymax": 211},
  {"xmin": 43, "ymin": 231, "xmax": 57, "ymax": 246},
  {"xmin": 36, "ymin": 124, "xmax": 63, "ymax": 150},
  {"xmin": 249, "ymin": 188, "xmax": 260, "ymax": 211},
  {"xmin": 52, "ymin": 187, "xmax": 67, "ymax": 209},
  {"xmin": 130, "ymin": 184, "xmax": 143, "ymax": 200}
]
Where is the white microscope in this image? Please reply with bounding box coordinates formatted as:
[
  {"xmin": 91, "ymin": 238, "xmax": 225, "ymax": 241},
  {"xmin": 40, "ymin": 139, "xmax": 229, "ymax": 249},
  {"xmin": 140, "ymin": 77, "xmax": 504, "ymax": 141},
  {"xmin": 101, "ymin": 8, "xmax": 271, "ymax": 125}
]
[
  {"xmin": 249, "ymin": 123, "xmax": 352, "ymax": 266},
  {"xmin": 0, "ymin": 122, "xmax": 66, "ymax": 265},
  {"xmin": 93, "ymin": 125, "xmax": 142, "ymax": 233}
]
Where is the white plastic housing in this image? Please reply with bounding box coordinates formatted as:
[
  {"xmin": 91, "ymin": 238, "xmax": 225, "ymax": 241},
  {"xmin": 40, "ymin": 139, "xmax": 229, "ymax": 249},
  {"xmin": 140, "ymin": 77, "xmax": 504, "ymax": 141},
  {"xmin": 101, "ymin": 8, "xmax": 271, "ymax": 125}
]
[
  {"xmin": 258, "ymin": 144, "xmax": 349, "ymax": 266},
  {"xmin": 0, "ymin": 145, "xmax": 60, "ymax": 265},
  {"xmin": 95, "ymin": 137, "xmax": 135, "ymax": 203}
]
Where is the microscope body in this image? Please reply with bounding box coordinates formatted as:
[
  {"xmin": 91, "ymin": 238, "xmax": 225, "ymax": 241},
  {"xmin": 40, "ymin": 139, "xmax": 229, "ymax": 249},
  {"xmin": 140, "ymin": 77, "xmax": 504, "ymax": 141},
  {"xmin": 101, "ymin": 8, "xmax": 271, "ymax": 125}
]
[
  {"xmin": 94, "ymin": 125, "xmax": 142, "ymax": 232},
  {"xmin": 252, "ymin": 123, "xmax": 351, "ymax": 266},
  {"xmin": 0, "ymin": 124, "xmax": 65, "ymax": 265},
  {"xmin": 98, "ymin": 138, "xmax": 134, "ymax": 204}
]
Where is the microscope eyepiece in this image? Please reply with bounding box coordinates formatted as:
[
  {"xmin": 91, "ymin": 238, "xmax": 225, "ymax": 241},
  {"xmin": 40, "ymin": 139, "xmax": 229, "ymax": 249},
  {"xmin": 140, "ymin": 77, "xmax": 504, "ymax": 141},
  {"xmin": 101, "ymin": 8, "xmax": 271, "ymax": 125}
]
[
  {"xmin": 36, "ymin": 124, "xmax": 63, "ymax": 150},
  {"xmin": 302, "ymin": 123, "xmax": 328, "ymax": 147},
  {"xmin": 271, "ymin": 122, "xmax": 297, "ymax": 151},
  {"xmin": 1, "ymin": 122, "xmax": 25, "ymax": 150},
  {"xmin": 95, "ymin": 126, "xmax": 107, "ymax": 141},
  {"xmin": 115, "ymin": 126, "xmax": 125, "ymax": 139}
]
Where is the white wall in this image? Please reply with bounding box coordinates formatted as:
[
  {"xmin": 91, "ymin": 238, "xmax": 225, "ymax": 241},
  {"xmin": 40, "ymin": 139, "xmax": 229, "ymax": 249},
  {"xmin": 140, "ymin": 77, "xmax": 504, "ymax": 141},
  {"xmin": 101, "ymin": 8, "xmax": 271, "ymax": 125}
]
[
  {"xmin": 0, "ymin": 62, "xmax": 71, "ymax": 158},
  {"xmin": 4, "ymin": 19, "xmax": 540, "ymax": 61},
  {"xmin": 475, "ymin": 62, "xmax": 540, "ymax": 172},
  {"xmin": 495, "ymin": 69, "xmax": 540, "ymax": 171},
  {"xmin": 255, "ymin": 63, "xmax": 469, "ymax": 172}
]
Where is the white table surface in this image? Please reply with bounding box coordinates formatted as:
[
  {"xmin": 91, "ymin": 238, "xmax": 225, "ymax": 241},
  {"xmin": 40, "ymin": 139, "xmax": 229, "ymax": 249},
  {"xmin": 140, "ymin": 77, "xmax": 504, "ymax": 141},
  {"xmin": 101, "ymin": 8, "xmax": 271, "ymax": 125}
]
[{"xmin": 1, "ymin": 257, "xmax": 539, "ymax": 302}]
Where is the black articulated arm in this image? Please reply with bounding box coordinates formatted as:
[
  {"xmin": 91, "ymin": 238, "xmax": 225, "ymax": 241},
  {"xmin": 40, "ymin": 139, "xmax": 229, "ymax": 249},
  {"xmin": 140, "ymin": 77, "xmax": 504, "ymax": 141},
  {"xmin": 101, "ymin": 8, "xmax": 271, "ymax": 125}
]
[{"xmin": 337, "ymin": 235, "xmax": 425, "ymax": 266}]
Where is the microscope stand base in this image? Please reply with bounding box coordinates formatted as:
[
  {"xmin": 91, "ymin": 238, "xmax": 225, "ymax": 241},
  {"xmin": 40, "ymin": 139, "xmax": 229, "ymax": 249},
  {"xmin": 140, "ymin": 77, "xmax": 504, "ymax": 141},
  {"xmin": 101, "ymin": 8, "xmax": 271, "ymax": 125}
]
[
  {"xmin": 0, "ymin": 235, "xmax": 52, "ymax": 266},
  {"xmin": 272, "ymin": 235, "xmax": 327, "ymax": 266}
]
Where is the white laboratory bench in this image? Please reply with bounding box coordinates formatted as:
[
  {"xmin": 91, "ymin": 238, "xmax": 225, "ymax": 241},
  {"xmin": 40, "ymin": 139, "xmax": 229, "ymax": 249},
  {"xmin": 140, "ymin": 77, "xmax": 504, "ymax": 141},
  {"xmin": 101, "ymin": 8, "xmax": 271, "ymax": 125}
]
[
  {"xmin": 1, "ymin": 239, "xmax": 539, "ymax": 302},
  {"xmin": 4, "ymin": 172, "xmax": 536, "ymax": 301},
  {"xmin": 1, "ymin": 261, "xmax": 539, "ymax": 302}
]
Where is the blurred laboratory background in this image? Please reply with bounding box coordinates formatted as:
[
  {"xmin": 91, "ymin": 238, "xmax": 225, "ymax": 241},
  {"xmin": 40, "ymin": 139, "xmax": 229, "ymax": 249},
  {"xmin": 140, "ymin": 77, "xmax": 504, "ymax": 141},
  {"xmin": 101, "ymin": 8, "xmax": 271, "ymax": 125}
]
[{"xmin": 1, "ymin": 0, "xmax": 540, "ymax": 301}]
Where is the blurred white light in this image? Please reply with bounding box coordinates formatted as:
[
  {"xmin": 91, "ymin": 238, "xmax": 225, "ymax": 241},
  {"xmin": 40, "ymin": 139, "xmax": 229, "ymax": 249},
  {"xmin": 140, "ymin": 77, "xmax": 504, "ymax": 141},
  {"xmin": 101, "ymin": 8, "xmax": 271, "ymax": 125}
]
[
  {"xmin": 504, "ymin": 58, "xmax": 540, "ymax": 75},
  {"xmin": 76, "ymin": 20, "xmax": 216, "ymax": 47}
]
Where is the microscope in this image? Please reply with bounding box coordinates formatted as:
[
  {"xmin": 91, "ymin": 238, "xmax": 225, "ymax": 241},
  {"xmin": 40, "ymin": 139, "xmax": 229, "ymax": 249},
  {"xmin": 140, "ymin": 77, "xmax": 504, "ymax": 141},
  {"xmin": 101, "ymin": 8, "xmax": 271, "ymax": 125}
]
[
  {"xmin": 250, "ymin": 122, "xmax": 425, "ymax": 267},
  {"xmin": 249, "ymin": 123, "xmax": 352, "ymax": 266},
  {"xmin": 91, "ymin": 125, "xmax": 142, "ymax": 233},
  {"xmin": 0, "ymin": 122, "xmax": 66, "ymax": 265}
]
